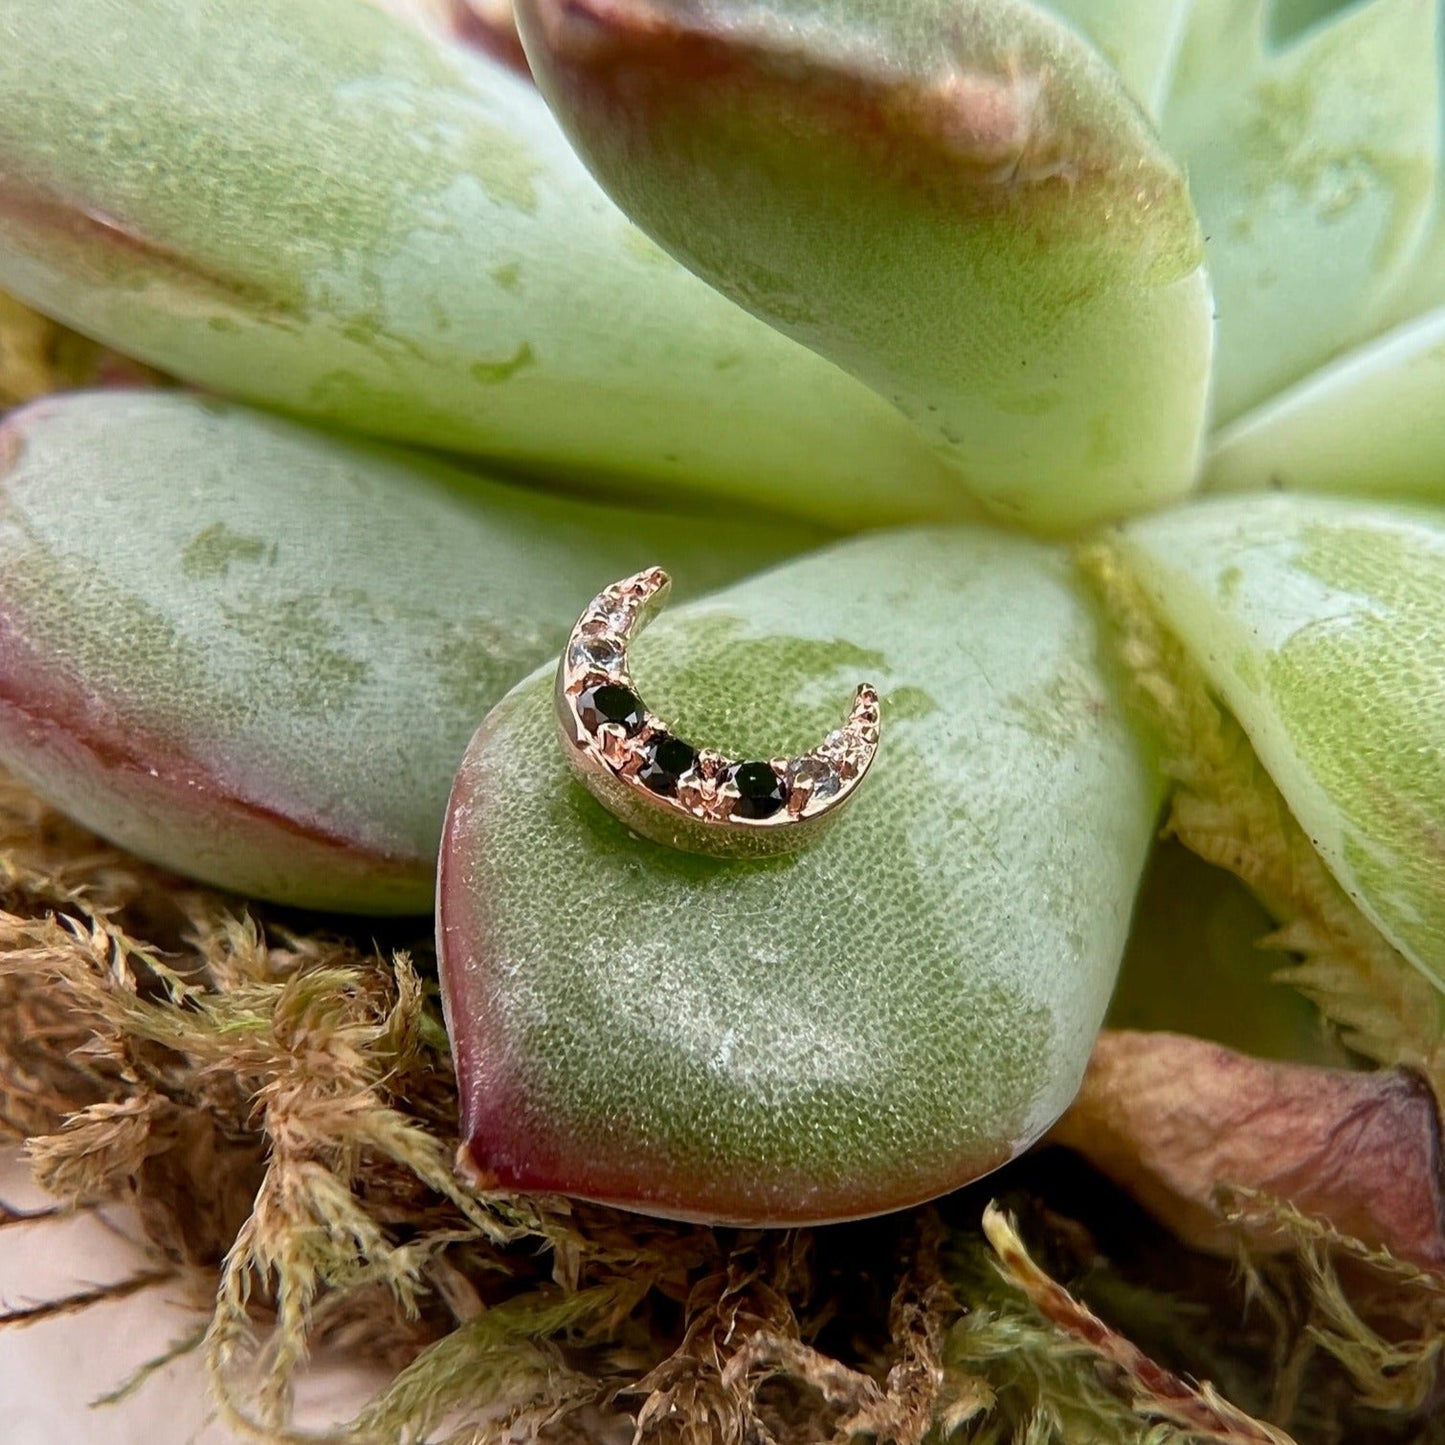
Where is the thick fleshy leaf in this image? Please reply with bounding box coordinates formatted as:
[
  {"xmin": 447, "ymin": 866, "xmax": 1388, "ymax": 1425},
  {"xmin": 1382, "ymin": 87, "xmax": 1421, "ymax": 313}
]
[
  {"xmin": 515, "ymin": 0, "xmax": 1212, "ymax": 531},
  {"xmin": 1163, "ymin": 0, "xmax": 1440, "ymax": 423},
  {"xmin": 450, "ymin": 0, "xmax": 533, "ymax": 74},
  {"xmin": 1205, "ymin": 305, "xmax": 1445, "ymax": 504},
  {"xmin": 1115, "ymin": 494, "xmax": 1445, "ymax": 986},
  {"xmin": 1043, "ymin": 0, "xmax": 1191, "ymax": 117},
  {"xmin": 374, "ymin": 0, "xmax": 532, "ymax": 75},
  {"xmin": 0, "ymin": 392, "xmax": 818, "ymax": 912},
  {"xmin": 438, "ymin": 528, "xmax": 1158, "ymax": 1223},
  {"xmin": 0, "ymin": 0, "xmax": 957, "ymax": 527}
]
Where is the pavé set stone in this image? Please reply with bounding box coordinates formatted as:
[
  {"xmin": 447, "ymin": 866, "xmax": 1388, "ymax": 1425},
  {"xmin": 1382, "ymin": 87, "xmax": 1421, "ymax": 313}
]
[{"xmin": 554, "ymin": 567, "xmax": 881, "ymax": 858}]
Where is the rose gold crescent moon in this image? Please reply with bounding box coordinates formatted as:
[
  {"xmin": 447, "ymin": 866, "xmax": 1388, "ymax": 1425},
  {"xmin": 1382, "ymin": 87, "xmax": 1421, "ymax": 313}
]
[{"xmin": 554, "ymin": 567, "xmax": 880, "ymax": 858}]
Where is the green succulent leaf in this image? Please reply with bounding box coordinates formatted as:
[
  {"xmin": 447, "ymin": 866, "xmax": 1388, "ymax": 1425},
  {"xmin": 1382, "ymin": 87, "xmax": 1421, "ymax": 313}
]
[
  {"xmin": 438, "ymin": 527, "xmax": 1159, "ymax": 1223},
  {"xmin": 1115, "ymin": 493, "xmax": 1445, "ymax": 987},
  {"xmin": 0, "ymin": 0, "xmax": 958, "ymax": 527},
  {"xmin": 514, "ymin": 0, "xmax": 1213, "ymax": 531},
  {"xmin": 1268, "ymin": 0, "xmax": 1362, "ymax": 43},
  {"xmin": 1163, "ymin": 0, "xmax": 1441, "ymax": 423},
  {"xmin": 1205, "ymin": 304, "xmax": 1445, "ymax": 503},
  {"xmin": 1042, "ymin": 0, "xmax": 1192, "ymax": 117},
  {"xmin": 1107, "ymin": 840, "xmax": 1352, "ymax": 1067},
  {"xmin": 0, "ymin": 392, "xmax": 818, "ymax": 912}
]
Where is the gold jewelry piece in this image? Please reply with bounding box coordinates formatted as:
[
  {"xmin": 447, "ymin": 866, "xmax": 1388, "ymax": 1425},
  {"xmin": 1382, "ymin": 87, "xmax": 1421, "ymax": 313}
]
[{"xmin": 555, "ymin": 567, "xmax": 880, "ymax": 858}]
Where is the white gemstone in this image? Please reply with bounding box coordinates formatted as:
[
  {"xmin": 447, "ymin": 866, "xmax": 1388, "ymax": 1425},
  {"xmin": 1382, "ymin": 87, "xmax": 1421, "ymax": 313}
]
[
  {"xmin": 788, "ymin": 757, "xmax": 842, "ymax": 800},
  {"xmin": 568, "ymin": 632, "xmax": 624, "ymax": 673},
  {"xmin": 591, "ymin": 598, "xmax": 634, "ymax": 632}
]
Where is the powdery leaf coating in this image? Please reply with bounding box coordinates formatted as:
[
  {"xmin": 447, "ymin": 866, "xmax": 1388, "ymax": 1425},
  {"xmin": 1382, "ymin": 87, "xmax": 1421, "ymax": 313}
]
[
  {"xmin": 1051, "ymin": 1030, "xmax": 1445, "ymax": 1272},
  {"xmin": 0, "ymin": 0, "xmax": 958, "ymax": 528},
  {"xmin": 1116, "ymin": 493, "xmax": 1445, "ymax": 986},
  {"xmin": 1206, "ymin": 303, "xmax": 1445, "ymax": 505},
  {"xmin": 439, "ymin": 527, "xmax": 1158, "ymax": 1224},
  {"xmin": 1042, "ymin": 0, "xmax": 1192, "ymax": 117},
  {"xmin": 0, "ymin": 392, "xmax": 817, "ymax": 912},
  {"xmin": 1163, "ymin": 0, "xmax": 1440, "ymax": 423},
  {"xmin": 514, "ymin": 0, "xmax": 1212, "ymax": 531}
]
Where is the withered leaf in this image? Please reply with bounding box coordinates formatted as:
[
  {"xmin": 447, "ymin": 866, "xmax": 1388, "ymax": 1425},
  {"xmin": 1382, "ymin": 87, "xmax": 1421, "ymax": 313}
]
[{"xmin": 1049, "ymin": 1030, "xmax": 1445, "ymax": 1272}]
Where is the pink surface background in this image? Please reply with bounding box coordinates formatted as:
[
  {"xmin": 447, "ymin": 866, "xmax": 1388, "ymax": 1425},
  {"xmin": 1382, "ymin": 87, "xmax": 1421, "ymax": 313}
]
[{"xmin": 0, "ymin": 1149, "xmax": 385, "ymax": 1444}]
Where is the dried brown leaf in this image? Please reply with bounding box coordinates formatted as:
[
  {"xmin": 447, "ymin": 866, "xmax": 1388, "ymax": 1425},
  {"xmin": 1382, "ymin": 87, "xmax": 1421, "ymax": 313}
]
[
  {"xmin": 1051, "ymin": 1031, "xmax": 1445, "ymax": 1273},
  {"xmin": 982, "ymin": 1205, "xmax": 1295, "ymax": 1444}
]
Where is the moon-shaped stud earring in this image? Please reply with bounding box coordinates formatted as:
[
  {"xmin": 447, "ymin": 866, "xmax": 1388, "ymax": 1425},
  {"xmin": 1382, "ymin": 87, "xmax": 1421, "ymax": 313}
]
[{"xmin": 555, "ymin": 567, "xmax": 881, "ymax": 858}]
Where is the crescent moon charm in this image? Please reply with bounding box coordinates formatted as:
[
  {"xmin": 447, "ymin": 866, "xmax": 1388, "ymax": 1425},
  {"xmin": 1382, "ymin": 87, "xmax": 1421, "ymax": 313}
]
[{"xmin": 555, "ymin": 567, "xmax": 881, "ymax": 858}]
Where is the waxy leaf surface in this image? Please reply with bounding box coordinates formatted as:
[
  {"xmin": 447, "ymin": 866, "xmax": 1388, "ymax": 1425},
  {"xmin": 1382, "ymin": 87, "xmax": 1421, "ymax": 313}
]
[
  {"xmin": 0, "ymin": 392, "xmax": 816, "ymax": 911},
  {"xmin": 1206, "ymin": 304, "xmax": 1445, "ymax": 505},
  {"xmin": 515, "ymin": 0, "xmax": 1213, "ymax": 530},
  {"xmin": 1042, "ymin": 0, "xmax": 1191, "ymax": 117},
  {"xmin": 1163, "ymin": 0, "xmax": 1441, "ymax": 422},
  {"xmin": 0, "ymin": 0, "xmax": 957, "ymax": 527},
  {"xmin": 1116, "ymin": 494, "xmax": 1445, "ymax": 985},
  {"xmin": 439, "ymin": 528, "xmax": 1158, "ymax": 1223}
]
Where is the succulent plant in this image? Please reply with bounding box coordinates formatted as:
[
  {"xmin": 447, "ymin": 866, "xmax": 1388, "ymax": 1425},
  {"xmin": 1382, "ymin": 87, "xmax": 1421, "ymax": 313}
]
[
  {"xmin": 0, "ymin": 0, "xmax": 1442, "ymax": 1346},
  {"xmin": 0, "ymin": 392, "xmax": 818, "ymax": 909}
]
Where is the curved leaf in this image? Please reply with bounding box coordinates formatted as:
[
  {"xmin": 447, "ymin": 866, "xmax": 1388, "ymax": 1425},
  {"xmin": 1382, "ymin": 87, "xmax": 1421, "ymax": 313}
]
[
  {"xmin": 515, "ymin": 0, "xmax": 1213, "ymax": 531},
  {"xmin": 0, "ymin": 392, "xmax": 818, "ymax": 911},
  {"xmin": 439, "ymin": 527, "xmax": 1158, "ymax": 1223},
  {"xmin": 1163, "ymin": 0, "xmax": 1441, "ymax": 422},
  {"xmin": 1116, "ymin": 494, "xmax": 1445, "ymax": 985},
  {"xmin": 0, "ymin": 0, "xmax": 957, "ymax": 526},
  {"xmin": 1205, "ymin": 305, "xmax": 1445, "ymax": 504},
  {"xmin": 1043, "ymin": 0, "xmax": 1192, "ymax": 117}
]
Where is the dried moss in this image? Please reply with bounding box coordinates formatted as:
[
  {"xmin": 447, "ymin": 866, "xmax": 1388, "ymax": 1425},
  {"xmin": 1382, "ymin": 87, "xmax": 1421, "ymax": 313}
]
[{"xmin": 0, "ymin": 761, "xmax": 1440, "ymax": 1442}]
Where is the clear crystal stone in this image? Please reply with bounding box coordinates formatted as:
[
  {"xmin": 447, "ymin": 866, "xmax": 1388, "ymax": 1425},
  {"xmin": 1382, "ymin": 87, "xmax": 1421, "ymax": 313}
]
[
  {"xmin": 568, "ymin": 631, "xmax": 624, "ymax": 673},
  {"xmin": 591, "ymin": 598, "xmax": 634, "ymax": 632},
  {"xmin": 788, "ymin": 757, "xmax": 841, "ymax": 801}
]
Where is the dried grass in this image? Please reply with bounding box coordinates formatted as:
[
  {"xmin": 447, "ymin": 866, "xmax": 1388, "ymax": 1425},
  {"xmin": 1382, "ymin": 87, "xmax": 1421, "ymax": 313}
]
[{"xmin": 0, "ymin": 747, "xmax": 1440, "ymax": 1442}]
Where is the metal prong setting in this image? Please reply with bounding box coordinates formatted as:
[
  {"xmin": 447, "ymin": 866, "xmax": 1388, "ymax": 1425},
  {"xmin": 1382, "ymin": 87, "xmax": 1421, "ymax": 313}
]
[{"xmin": 555, "ymin": 567, "xmax": 880, "ymax": 858}]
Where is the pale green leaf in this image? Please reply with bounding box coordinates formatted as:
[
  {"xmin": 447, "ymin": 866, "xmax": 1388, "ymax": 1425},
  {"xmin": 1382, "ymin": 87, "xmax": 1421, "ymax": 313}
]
[
  {"xmin": 0, "ymin": 0, "xmax": 957, "ymax": 526},
  {"xmin": 1205, "ymin": 304, "xmax": 1445, "ymax": 503},
  {"xmin": 1164, "ymin": 0, "xmax": 1441, "ymax": 422},
  {"xmin": 516, "ymin": 0, "xmax": 1213, "ymax": 531},
  {"xmin": 0, "ymin": 392, "xmax": 818, "ymax": 911},
  {"xmin": 1043, "ymin": 0, "xmax": 1192, "ymax": 117},
  {"xmin": 1116, "ymin": 494, "xmax": 1445, "ymax": 986},
  {"xmin": 439, "ymin": 527, "xmax": 1159, "ymax": 1223}
]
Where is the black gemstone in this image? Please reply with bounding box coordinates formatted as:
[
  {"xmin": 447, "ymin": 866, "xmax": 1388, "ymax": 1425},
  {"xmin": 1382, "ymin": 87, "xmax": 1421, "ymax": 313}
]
[
  {"xmin": 638, "ymin": 734, "xmax": 698, "ymax": 796},
  {"xmin": 576, "ymin": 683, "xmax": 643, "ymax": 735},
  {"xmin": 728, "ymin": 760, "xmax": 788, "ymax": 819}
]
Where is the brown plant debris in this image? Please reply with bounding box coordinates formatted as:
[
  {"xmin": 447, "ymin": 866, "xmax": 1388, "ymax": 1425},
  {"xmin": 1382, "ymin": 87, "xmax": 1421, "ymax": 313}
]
[
  {"xmin": 978, "ymin": 1204, "xmax": 1296, "ymax": 1444},
  {"xmin": 1219, "ymin": 1188, "xmax": 1445, "ymax": 1418},
  {"xmin": 0, "ymin": 763, "xmax": 1439, "ymax": 1443},
  {"xmin": 1049, "ymin": 1030, "xmax": 1445, "ymax": 1273},
  {"xmin": 1080, "ymin": 543, "xmax": 1445, "ymax": 1091}
]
